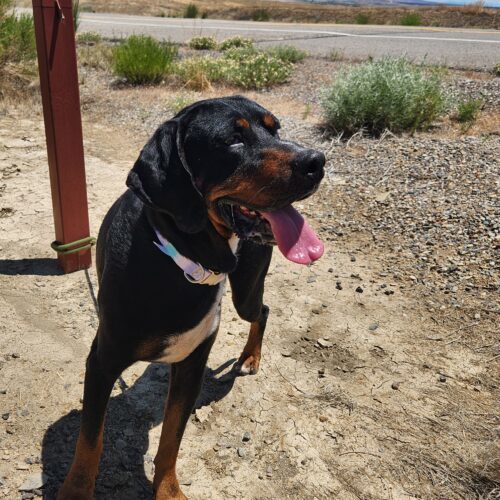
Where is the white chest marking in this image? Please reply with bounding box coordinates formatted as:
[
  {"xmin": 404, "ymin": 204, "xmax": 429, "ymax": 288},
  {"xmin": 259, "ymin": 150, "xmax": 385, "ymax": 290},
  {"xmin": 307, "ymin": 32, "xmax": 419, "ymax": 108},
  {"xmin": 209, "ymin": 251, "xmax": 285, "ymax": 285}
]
[
  {"xmin": 228, "ymin": 234, "xmax": 240, "ymax": 255},
  {"xmin": 156, "ymin": 283, "xmax": 225, "ymax": 364}
]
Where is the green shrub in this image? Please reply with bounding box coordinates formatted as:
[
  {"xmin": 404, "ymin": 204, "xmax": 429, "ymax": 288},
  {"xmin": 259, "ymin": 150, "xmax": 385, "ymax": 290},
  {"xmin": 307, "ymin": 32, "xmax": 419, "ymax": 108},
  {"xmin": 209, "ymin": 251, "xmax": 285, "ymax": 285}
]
[
  {"xmin": 223, "ymin": 47, "xmax": 291, "ymax": 89},
  {"xmin": 78, "ymin": 42, "xmax": 113, "ymax": 70},
  {"xmin": 322, "ymin": 57, "xmax": 447, "ymax": 135},
  {"xmin": 174, "ymin": 55, "xmax": 224, "ymax": 90},
  {"xmin": 183, "ymin": 3, "xmax": 198, "ymax": 18},
  {"xmin": 112, "ymin": 36, "xmax": 177, "ymax": 84},
  {"xmin": 218, "ymin": 36, "xmax": 253, "ymax": 51},
  {"xmin": 0, "ymin": 0, "xmax": 11, "ymax": 19},
  {"xmin": 494, "ymin": 63, "xmax": 500, "ymax": 77},
  {"xmin": 328, "ymin": 49, "xmax": 345, "ymax": 62},
  {"xmin": 77, "ymin": 31, "xmax": 102, "ymax": 45},
  {"xmin": 252, "ymin": 9, "xmax": 270, "ymax": 22},
  {"xmin": 188, "ymin": 36, "xmax": 217, "ymax": 50},
  {"xmin": 72, "ymin": 0, "xmax": 80, "ymax": 33},
  {"xmin": 401, "ymin": 12, "xmax": 421, "ymax": 26},
  {"xmin": 355, "ymin": 13, "xmax": 369, "ymax": 25},
  {"xmin": 0, "ymin": 13, "xmax": 36, "ymax": 63},
  {"xmin": 456, "ymin": 98, "xmax": 483, "ymax": 124},
  {"xmin": 266, "ymin": 45, "xmax": 307, "ymax": 64}
]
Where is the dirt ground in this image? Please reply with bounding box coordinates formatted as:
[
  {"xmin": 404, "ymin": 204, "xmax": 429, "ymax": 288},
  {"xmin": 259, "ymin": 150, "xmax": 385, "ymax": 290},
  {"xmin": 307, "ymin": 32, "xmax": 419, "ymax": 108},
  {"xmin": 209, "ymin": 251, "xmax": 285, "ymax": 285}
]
[{"xmin": 0, "ymin": 58, "xmax": 499, "ymax": 499}]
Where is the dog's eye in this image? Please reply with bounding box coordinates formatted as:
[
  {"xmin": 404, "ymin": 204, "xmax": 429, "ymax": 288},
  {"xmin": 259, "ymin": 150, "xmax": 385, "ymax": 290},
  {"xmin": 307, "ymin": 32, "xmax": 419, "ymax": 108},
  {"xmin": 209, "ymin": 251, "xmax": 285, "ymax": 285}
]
[{"xmin": 227, "ymin": 134, "xmax": 244, "ymax": 147}]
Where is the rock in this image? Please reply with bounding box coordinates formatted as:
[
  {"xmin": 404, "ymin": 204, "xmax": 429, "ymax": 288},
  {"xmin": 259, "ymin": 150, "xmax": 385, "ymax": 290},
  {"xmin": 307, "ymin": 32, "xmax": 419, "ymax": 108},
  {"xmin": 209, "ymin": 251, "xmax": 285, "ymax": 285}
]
[
  {"xmin": 355, "ymin": 286, "xmax": 364, "ymax": 293},
  {"xmin": 195, "ymin": 406, "xmax": 212, "ymax": 423},
  {"xmin": 237, "ymin": 447, "xmax": 246, "ymax": 458},
  {"xmin": 307, "ymin": 276, "xmax": 316, "ymax": 283},
  {"xmin": 180, "ymin": 479, "xmax": 192, "ymax": 486},
  {"xmin": 335, "ymin": 281, "xmax": 343, "ymax": 290},
  {"xmin": 391, "ymin": 382, "xmax": 400, "ymax": 390},
  {"xmin": 11, "ymin": 353, "xmax": 20, "ymax": 359},
  {"xmin": 266, "ymin": 466, "xmax": 273, "ymax": 477},
  {"xmin": 368, "ymin": 323, "xmax": 379, "ymax": 331},
  {"xmin": 242, "ymin": 432, "xmax": 251, "ymax": 442},
  {"xmin": 316, "ymin": 338, "xmax": 333, "ymax": 348},
  {"xmin": 1, "ymin": 413, "xmax": 9, "ymax": 421},
  {"xmin": 439, "ymin": 374, "xmax": 447, "ymax": 383},
  {"xmin": 19, "ymin": 472, "xmax": 46, "ymax": 491},
  {"xmin": 350, "ymin": 255, "xmax": 356, "ymax": 262}
]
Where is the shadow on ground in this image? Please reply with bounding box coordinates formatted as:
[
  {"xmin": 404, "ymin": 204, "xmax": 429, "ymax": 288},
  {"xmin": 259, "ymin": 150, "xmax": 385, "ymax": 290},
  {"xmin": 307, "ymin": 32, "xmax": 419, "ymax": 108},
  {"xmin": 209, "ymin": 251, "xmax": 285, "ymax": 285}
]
[
  {"xmin": 41, "ymin": 359, "xmax": 238, "ymax": 499},
  {"xmin": 0, "ymin": 258, "xmax": 63, "ymax": 276}
]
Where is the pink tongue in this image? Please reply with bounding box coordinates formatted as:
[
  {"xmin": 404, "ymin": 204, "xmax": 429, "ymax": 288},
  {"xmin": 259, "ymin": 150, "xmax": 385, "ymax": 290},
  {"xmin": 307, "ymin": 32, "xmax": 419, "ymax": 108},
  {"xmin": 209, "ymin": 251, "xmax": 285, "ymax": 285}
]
[{"xmin": 262, "ymin": 205, "xmax": 324, "ymax": 265}]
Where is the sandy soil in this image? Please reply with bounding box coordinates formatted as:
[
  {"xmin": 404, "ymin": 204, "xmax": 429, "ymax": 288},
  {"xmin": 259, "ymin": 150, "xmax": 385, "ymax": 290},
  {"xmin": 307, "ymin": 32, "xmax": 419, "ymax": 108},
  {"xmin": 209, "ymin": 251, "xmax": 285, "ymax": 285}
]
[{"xmin": 0, "ymin": 71, "xmax": 499, "ymax": 499}]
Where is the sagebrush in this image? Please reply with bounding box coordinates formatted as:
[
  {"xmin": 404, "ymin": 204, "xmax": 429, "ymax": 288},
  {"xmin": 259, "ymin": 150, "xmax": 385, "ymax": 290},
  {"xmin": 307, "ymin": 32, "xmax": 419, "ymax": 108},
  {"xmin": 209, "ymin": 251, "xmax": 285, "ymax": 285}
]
[
  {"xmin": 266, "ymin": 45, "xmax": 307, "ymax": 64},
  {"xmin": 456, "ymin": 98, "xmax": 483, "ymax": 125},
  {"xmin": 112, "ymin": 36, "xmax": 177, "ymax": 84},
  {"xmin": 188, "ymin": 36, "xmax": 217, "ymax": 50},
  {"xmin": 218, "ymin": 36, "xmax": 253, "ymax": 51},
  {"xmin": 222, "ymin": 47, "xmax": 292, "ymax": 89},
  {"xmin": 322, "ymin": 57, "xmax": 447, "ymax": 135}
]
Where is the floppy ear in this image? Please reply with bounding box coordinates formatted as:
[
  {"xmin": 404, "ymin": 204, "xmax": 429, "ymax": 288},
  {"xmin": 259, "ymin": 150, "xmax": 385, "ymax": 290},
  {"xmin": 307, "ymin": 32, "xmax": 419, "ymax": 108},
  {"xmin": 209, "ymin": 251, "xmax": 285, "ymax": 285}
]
[{"xmin": 126, "ymin": 120, "xmax": 207, "ymax": 234}]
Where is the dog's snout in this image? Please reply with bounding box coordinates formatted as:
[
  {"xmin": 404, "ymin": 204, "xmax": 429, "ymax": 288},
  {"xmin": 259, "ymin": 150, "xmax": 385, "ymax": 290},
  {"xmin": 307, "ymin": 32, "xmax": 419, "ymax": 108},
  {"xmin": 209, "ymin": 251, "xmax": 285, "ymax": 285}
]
[{"xmin": 295, "ymin": 149, "xmax": 325, "ymax": 180}]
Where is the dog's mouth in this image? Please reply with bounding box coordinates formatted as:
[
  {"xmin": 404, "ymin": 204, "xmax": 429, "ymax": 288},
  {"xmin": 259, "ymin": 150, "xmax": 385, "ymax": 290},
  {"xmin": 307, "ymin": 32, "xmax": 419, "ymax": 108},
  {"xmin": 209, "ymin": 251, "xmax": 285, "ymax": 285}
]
[{"xmin": 218, "ymin": 200, "xmax": 324, "ymax": 265}]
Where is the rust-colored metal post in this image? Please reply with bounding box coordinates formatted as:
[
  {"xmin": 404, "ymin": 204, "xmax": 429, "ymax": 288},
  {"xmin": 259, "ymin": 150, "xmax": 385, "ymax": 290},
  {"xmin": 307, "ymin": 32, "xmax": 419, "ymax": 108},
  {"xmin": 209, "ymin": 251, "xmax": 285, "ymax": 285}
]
[{"xmin": 32, "ymin": 0, "xmax": 92, "ymax": 273}]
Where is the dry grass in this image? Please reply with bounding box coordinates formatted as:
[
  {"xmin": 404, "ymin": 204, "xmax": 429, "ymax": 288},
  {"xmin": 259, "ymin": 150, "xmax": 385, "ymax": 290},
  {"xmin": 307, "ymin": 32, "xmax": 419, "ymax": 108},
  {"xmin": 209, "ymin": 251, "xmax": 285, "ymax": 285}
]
[{"xmin": 65, "ymin": 0, "xmax": 500, "ymax": 29}]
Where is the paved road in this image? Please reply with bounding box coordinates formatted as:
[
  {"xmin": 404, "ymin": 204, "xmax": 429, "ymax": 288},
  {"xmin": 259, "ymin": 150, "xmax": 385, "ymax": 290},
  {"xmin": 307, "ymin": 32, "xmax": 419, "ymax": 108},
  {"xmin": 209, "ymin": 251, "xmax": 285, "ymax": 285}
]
[{"xmin": 77, "ymin": 12, "xmax": 500, "ymax": 69}]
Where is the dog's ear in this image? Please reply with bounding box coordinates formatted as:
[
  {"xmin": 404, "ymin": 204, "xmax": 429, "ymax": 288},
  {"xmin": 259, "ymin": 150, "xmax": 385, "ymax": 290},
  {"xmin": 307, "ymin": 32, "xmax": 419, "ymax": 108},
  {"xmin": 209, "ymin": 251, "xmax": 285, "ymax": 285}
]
[{"xmin": 126, "ymin": 120, "xmax": 207, "ymax": 234}]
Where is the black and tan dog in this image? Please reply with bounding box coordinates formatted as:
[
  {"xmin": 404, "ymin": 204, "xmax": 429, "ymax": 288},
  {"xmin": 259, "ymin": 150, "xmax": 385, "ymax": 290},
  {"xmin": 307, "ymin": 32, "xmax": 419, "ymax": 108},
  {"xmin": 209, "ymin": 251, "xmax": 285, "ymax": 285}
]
[{"xmin": 58, "ymin": 96, "xmax": 325, "ymax": 499}]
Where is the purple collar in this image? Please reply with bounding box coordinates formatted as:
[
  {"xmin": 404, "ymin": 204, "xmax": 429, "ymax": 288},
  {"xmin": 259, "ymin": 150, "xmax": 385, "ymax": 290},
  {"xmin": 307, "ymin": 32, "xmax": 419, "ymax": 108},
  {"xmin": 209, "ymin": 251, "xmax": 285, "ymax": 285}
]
[{"xmin": 153, "ymin": 229, "xmax": 226, "ymax": 286}]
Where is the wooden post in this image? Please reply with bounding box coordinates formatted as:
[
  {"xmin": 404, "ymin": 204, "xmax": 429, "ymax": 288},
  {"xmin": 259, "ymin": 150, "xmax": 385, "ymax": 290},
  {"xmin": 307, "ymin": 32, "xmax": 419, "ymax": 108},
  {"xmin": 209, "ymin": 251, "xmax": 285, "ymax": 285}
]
[{"xmin": 32, "ymin": 0, "xmax": 92, "ymax": 273}]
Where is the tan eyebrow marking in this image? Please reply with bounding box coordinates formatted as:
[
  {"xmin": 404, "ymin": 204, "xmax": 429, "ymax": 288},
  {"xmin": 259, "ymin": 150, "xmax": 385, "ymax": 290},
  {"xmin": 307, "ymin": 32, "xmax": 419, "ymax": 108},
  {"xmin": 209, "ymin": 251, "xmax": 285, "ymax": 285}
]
[
  {"xmin": 262, "ymin": 114, "xmax": 275, "ymax": 129},
  {"xmin": 236, "ymin": 118, "xmax": 250, "ymax": 129}
]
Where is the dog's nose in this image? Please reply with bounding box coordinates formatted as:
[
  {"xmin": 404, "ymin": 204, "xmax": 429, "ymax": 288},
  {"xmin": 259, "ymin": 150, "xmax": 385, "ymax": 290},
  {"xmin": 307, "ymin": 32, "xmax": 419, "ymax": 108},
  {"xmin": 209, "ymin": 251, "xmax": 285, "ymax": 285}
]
[{"xmin": 295, "ymin": 149, "xmax": 325, "ymax": 180}]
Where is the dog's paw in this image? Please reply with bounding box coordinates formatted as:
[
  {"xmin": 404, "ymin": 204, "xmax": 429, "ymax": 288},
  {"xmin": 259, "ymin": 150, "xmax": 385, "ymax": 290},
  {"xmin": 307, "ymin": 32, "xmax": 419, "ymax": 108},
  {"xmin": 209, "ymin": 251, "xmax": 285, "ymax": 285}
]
[
  {"xmin": 155, "ymin": 485, "xmax": 187, "ymax": 500},
  {"xmin": 235, "ymin": 354, "xmax": 260, "ymax": 376},
  {"xmin": 57, "ymin": 477, "xmax": 94, "ymax": 500}
]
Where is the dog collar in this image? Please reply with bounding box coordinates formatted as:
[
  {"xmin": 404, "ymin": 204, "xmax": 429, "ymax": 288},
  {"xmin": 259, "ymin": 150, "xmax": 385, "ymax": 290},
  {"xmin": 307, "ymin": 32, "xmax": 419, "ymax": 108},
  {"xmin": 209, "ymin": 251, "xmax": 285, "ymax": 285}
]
[{"xmin": 153, "ymin": 229, "xmax": 226, "ymax": 286}]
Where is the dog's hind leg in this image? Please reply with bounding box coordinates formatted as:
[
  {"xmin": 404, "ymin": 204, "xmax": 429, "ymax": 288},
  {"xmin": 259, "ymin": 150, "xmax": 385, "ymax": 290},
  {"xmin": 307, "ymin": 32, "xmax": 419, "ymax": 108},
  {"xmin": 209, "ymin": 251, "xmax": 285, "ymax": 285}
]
[
  {"xmin": 229, "ymin": 240, "xmax": 273, "ymax": 375},
  {"xmin": 57, "ymin": 335, "xmax": 126, "ymax": 500},
  {"xmin": 153, "ymin": 334, "xmax": 217, "ymax": 500}
]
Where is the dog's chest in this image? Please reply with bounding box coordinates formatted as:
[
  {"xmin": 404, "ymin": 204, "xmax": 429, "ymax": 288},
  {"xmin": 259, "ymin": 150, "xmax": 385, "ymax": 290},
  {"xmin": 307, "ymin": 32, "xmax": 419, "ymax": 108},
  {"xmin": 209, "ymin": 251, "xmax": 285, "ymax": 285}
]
[{"xmin": 156, "ymin": 283, "xmax": 225, "ymax": 364}]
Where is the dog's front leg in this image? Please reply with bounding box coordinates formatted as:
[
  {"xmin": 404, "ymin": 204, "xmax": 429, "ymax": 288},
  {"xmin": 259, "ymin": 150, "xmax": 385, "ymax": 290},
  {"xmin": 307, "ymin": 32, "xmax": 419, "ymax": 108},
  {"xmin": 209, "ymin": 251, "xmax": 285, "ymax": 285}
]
[{"xmin": 154, "ymin": 334, "xmax": 217, "ymax": 500}]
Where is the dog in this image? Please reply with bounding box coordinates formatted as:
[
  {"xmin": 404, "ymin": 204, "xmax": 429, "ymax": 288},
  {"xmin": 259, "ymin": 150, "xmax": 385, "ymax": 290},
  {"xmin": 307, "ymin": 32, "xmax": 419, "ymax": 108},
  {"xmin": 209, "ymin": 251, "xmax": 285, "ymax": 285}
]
[{"xmin": 58, "ymin": 96, "xmax": 325, "ymax": 499}]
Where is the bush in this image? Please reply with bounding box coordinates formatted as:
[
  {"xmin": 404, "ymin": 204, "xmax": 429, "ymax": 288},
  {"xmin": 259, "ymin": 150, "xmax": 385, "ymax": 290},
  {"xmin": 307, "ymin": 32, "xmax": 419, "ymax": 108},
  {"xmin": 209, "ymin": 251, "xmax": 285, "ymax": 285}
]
[
  {"xmin": 494, "ymin": 63, "xmax": 500, "ymax": 77},
  {"xmin": 77, "ymin": 31, "xmax": 102, "ymax": 45},
  {"xmin": 188, "ymin": 36, "xmax": 217, "ymax": 50},
  {"xmin": 218, "ymin": 36, "xmax": 253, "ymax": 51},
  {"xmin": 252, "ymin": 9, "xmax": 270, "ymax": 22},
  {"xmin": 0, "ymin": 13, "xmax": 36, "ymax": 63},
  {"xmin": 223, "ymin": 47, "xmax": 291, "ymax": 89},
  {"xmin": 355, "ymin": 13, "xmax": 369, "ymax": 25},
  {"xmin": 266, "ymin": 45, "xmax": 307, "ymax": 64},
  {"xmin": 78, "ymin": 42, "xmax": 113, "ymax": 70},
  {"xmin": 112, "ymin": 36, "xmax": 177, "ymax": 84},
  {"xmin": 456, "ymin": 98, "xmax": 483, "ymax": 124},
  {"xmin": 72, "ymin": 0, "xmax": 80, "ymax": 33},
  {"xmin": 401, "ymin": 12, "xmax": 421, "ymax": 26},
  {"xmin": 174, "ymin": 55, "xmax": 224, "ymax": 90},
  {"xmin": 328, "ymin": 49, "xmax": 345, "ymax": 62},
  {"xmin": 183, "ymin": 3, "xmax": 198, "ymax": 18},
  {"xmin": 322, "ymin": 57, "xmax": 447, "ymax": 135},
  {"xmin": 0, "ymin": 0, "xmax": 11, "ymax": 19}
]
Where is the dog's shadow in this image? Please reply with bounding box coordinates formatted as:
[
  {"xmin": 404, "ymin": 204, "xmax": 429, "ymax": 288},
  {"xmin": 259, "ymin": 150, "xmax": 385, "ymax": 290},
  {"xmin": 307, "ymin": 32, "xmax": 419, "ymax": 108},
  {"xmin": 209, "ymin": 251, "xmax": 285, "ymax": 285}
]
[{"xmin": 41, "ymin": 360, "xmax": 238, "ymax": 499}]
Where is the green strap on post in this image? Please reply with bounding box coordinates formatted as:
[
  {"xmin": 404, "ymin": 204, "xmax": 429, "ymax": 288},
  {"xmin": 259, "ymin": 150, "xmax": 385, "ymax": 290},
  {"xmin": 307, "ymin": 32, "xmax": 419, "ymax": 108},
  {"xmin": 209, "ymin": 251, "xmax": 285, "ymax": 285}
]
[{"xmin": 51, "ymin": 236, "xmax": 96, "ymax": 255}]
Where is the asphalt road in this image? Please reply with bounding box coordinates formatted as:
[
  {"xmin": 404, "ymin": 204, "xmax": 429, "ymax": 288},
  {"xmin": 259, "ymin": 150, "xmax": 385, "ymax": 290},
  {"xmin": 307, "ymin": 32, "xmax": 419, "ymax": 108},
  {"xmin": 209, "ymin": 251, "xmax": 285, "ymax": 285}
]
[{"xmin": 77, "ymin": 12, "xmax": 500, "ymax": 70}]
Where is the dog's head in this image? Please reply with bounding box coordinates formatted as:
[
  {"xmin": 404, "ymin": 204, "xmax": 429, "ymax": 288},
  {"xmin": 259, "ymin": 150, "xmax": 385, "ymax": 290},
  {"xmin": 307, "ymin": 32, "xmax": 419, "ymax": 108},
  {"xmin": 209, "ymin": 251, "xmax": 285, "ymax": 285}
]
[{"xmin": 127, "ymin": 96, "xmax": 325, "ymax": 264}]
